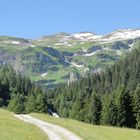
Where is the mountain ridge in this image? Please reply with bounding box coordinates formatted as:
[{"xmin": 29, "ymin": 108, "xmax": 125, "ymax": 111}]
[{"xmin": 0, "ymin": 28, "xmax": 140, "ymax": 89}]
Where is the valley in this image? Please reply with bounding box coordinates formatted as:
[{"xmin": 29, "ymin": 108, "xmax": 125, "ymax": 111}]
[
  {"xmin": 1, "ymin": 0, "xmax": 140, "ymax": 139},
  {"xmin": 1, "ymin": 29, "xmax": 140, "ymax": 139}
]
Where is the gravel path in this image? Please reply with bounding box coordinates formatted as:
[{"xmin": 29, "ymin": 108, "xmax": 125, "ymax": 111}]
[{"xmin": 15, "ymin": 114, "xmax": 82, "ymax": 140}]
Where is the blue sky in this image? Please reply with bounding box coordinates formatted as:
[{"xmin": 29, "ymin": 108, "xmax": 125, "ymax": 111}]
[{"xmin": 0, "ymin": 0, "xmax": 140, "ymax": 38}]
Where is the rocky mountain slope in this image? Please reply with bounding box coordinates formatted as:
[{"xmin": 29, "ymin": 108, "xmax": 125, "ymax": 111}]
[{"xmin": 0, "ymin": 29, "xmax": 140, "ymax": 89}]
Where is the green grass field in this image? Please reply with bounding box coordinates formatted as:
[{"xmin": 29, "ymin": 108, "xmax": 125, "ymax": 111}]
[
  {"xmin": 0, "ymin": 109, "xmax": 48, "ymax": 140},
  {"xmin": 32, "ymin": 113, "xmax": 140, "ymax": 140}
]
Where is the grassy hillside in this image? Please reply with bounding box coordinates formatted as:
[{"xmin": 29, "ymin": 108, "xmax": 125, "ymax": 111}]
[
  {"xmin": 0, "ymin": 109, "xmax": 48, "ymax": 140},
  {"xmin": 32, "ymin": 113, "xmax": 140, "ymax": 140}
]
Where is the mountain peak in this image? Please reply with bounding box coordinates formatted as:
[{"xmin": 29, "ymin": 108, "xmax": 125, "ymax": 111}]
[{"xmin": 101, "ymin": 29, "xmax": 140, "ymax": 43}]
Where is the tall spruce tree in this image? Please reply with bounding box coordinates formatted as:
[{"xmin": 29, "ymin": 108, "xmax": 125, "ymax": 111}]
[
  {"xmin": 8, "ymin": 93, "xmax": 25, "ymax": 114},
  {"xmin": 90, "ymin": 94, "xmax": 102, "ymax": 125},
  {"xmin": 117, "ymin": 87, "xmax": 136, "ymax": 128},
  {"xmin": 133, "ymin": 85, "xmax": 140, "ymax": 129}
]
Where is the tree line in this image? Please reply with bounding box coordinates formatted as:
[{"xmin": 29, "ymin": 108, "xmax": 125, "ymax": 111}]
[{"xmin": 0, "ymin": 66, "xmax": 48, "ymax": 114}]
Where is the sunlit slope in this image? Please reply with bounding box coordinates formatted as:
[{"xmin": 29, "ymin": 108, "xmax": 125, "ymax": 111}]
[
  {"xmin": 0, "ymin": 109, "xmax": 48, "ymax": 140},
  {"xmin": 32, "ymin": 113, "xmax": 140, "ymax": 140}
]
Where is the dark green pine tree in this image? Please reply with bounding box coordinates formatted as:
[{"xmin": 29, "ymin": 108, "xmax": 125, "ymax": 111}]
[
  {"xmin": 117, "ymin": 87, "xmax": 136, "ymax": 128},
  {"xmin": 106, "ymin": 95, "xmax": 118, "ymax": 126},
  {"xmin": 8, "ymin": 93, "xmax": 25, "ymax": 114},
  {"xmin": 76, "ymin": 98, "xmax": 91, "ymax": 123},
  {"xmin": 107, "ymin": 97, "xmax": 118, "ymax": 126},
  {"xmin": 35, "ymin": 93, "xmax": 47, "ymax": 113},
  {"xmin": 70, "ymin": 98, "xmax": 82, "ymax": 120},
  {"xmin": 89, "ymin": 94, "xmax": 102, "ymax": 125},
  {"xmin": 25, "ymin": 94, "xmax": 36, "ymax": 113},
  {"xmin": 101, "ymin": 94, "xmax": 118, "ymax": 126},
  {"xmin": 0, "ymin": 98, "xmax": 3, "ymax": 107},
  {"xmin": 101, "ymin": 95, "xmax": 110, "ymax": 125},
  {"xmin": 133, "ymin": 85, "xmax": 140, "ymax": 129}
]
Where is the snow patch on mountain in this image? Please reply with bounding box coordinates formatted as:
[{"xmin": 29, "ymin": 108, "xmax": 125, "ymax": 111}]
[
  {"xmin": 11, "ymin": 41, "xmax": 20, "ymax": 45},
  {"xmin": 88, "ymin": 35, "xmax": 103, "ymax": 40},
  {"xmin": 84, "ymin": 52, "xmax": 96, "ymax": 56},
  {"xmin": 71, "ymin": 62, "xmax": 84, "ymax": 68},
  {"xmin": 99, "ymin": 29, "xmax": 140, "ymax": 44},
  {"xmin": 65, "ymin": 59, "xmax": 84, "ymax": 68},
  {"xmin": 72, "ymin": 32, "xmax": 102, "ymax": 41},
  {"xmin": 72, "ymin": 32, "xmax": 94, "ymax": 38},
  {"xmin": 41, "ymin": 73, "xmax": 47, "ymax": 77},
  {"xmin": 71, "ymin": 29, "xmax": 140, "ymax": 43},
  {"xmin": 84, "ymin": 50, "xmax": 100, "ymax": 56}
]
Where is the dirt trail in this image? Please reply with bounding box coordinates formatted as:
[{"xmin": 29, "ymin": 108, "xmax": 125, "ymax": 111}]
[{"xmin": 15, "ymin": 114, "xmax": 82, "ymax": 140}]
